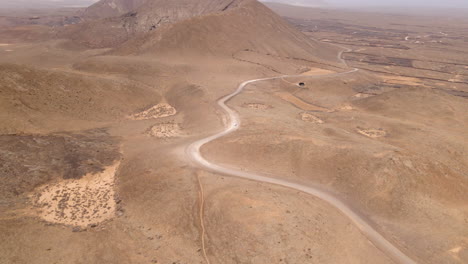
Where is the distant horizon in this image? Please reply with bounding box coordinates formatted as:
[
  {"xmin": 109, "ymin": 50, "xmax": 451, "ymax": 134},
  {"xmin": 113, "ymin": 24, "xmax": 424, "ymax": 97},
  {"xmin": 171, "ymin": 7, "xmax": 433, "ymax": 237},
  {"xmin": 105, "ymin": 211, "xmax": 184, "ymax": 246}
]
[
  {"xmin": 0, "ymin": 0, "xmax": 97, "ymax": 9},
  {"xmin": 261, "ymin": 0, "xmax": 468, "ymax": 8},
  {"xmin": 2, "ymin": 0, "xmax": 468, "ymax": 10}
]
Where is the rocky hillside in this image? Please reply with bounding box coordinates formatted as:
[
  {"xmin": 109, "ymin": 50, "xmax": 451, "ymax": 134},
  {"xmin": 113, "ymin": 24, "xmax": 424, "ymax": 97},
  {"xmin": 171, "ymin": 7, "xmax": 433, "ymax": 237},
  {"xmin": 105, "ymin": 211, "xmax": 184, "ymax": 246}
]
[
  {"xmin": 82, "ymin": 0, "xmax": 147, "ymax": 19},
  {"xmin": 63, "ymin": 0, "xmax": 341, "ymax": 66}
]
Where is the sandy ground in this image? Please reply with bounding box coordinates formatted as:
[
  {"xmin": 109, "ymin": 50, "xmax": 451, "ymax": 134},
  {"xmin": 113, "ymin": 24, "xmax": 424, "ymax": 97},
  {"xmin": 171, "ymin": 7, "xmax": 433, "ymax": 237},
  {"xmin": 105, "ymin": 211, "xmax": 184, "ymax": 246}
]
[
  {"xmin": 382, "ymin": 75, "xmax": 428, "ymax": 87},
  {"xmin": 300, "ymin": 112, "xmax": 324, "ymax": 124},
  {"xmin": 202, "ymin": 63, "xmax": 468, "ymax": 264},
  {"xmin": 0, "ymin": 2, "xmax": 467, "ymax": 264},
  {"xmin": 242, "ymin": 102, "xmax": 273, "ymax": 110},
  {"xmin": 302, "ymin": 67, "xmax": 336, "ymax": 76},
  {"xmin": 199, "ymin": 171, "xmax": 395, "ymax": 264},
  {"xmin": 275, "ymin": 92, "xmax": 330, "ymax": 112},
  {"xmin": 0, "ymin": 43, "xmax": 13, "ymax": 52},
  {"xmin": 357, "ymin": 128, "xmax": 387, "ymax": 138},
  {"xmin": 31, "ymin": 162, "xmax": 120, "ymax": 227}
]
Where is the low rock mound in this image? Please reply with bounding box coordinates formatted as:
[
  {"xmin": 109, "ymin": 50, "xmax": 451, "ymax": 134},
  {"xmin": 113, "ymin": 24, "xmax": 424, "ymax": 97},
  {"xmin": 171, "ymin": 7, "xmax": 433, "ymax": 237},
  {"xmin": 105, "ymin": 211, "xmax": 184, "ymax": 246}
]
[
  {"xmin": 130, "ymin": 103, "xmax": 177, "ymax": 120},
  {"xmin": 299, "ymin": 112, "xmax": 324, "ymax": 124},
  {"xmin": 147, "ymin": 122, "xmax": 182, "ymax": 138},
  {"xmin": 357, "ymin": 128, "xmax": 387, "ymax": 138},
  {"xmin": 243, "ymin": 103, "xmax": 273, "ymax": 110}
]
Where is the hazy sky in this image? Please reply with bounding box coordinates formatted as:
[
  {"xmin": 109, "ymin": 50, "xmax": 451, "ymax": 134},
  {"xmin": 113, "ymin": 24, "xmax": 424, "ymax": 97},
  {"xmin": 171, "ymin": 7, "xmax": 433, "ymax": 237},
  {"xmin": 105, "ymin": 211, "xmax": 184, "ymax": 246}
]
[
  {"xmin": 0, "ymin": 0, "xmax": 98, "ymax": 9},
  {"xmin": 2, "ymin": 0, "xmax": 468, "ymax": 9},
  {"xmin": 264, "ymin": 0, "xmax": 468, "ymax": 8},
  {"xmin": 331, "ymin": 0, "xmax": 468, "ymax": 7}
]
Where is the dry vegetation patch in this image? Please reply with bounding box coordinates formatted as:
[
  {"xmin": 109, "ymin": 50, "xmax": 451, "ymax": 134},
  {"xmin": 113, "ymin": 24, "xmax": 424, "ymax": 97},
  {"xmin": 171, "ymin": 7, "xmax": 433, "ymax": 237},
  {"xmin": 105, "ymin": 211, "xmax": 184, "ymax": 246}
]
[
  {"xmin": 354, "ymin": 93, "xmax": 373, "ymax": 98},
  {"xmin": 31, "ymin": 162, "xmax": 120, "ymax": 227},
  {"xmin": 242, "ymin": 103, "xmax": 273, "ymax": 110},
  {"xmin": 0, "ymin": 64, "xmax": 161, "ymax": 125},
  {"xmin": 0, "ymin": 130, "xmax": 120, "ymax": 200},
  {"xmin": 338, "ymin": 104, "xmax": 355, "ymax": 111},
  {"xmin": 275, "ymin": 92, "xmax": 329, "ymax": 112},
  {"xmin": 382, "ymin": 75, "xmax": 427, "ymax": 87},
  {"xmin": 357, "ymin": 127, "xmax": 387, "ymax": 138},
  {"xmin": 147, "ymin": 122, "xmax": 182, "ymax": 138},
  {"xmin": 131, "ymin": 103, "xmax": 177, "ymax": 120},
  {"xmin": 301, "ymin": 68, "xmax": 335, "ymax": 76},
  {"xmin": 299, "ymin": 112, "xmax": 324, "ymax": 124}
]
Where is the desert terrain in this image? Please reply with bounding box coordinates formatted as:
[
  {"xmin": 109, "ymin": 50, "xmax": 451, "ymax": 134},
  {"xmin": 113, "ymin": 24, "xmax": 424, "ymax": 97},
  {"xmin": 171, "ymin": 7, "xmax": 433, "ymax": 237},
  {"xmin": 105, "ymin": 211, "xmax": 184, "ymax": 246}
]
[{"xmin": 0, "ymin": 0, "xmax": 467, "ymax": 264}]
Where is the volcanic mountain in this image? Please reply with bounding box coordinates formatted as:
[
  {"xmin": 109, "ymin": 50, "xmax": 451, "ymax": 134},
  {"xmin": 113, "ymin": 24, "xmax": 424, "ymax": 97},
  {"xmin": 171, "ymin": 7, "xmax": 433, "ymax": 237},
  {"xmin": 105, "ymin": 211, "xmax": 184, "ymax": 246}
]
[
  {"xmin": 82, "ymin": 0, "xmax": 148, "ymax": 20},
  {"xmin": 64, "ymin": 0, "xmax": 341, "ymax": 66}
]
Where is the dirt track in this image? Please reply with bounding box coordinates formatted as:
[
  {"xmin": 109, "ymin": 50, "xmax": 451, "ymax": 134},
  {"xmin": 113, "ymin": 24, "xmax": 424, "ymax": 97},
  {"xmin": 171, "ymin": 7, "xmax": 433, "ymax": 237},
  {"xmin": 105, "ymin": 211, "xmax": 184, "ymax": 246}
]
[{"xmin": 186, "ymin": 57, "xmax": 417, "ymax": 264}]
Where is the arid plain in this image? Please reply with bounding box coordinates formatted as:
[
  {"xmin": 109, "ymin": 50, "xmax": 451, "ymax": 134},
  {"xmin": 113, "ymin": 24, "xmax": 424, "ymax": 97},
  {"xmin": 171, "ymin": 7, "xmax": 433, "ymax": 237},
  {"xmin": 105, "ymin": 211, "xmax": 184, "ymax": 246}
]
[{"xmin": 0, "ymin": 1, "xmax": 467, "ymax": 264}]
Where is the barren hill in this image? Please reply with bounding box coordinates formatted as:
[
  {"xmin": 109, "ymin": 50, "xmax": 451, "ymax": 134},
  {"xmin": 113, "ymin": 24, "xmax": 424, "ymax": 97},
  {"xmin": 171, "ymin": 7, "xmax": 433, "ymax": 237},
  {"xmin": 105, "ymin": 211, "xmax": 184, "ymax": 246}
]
[
  {"xmin": 64, "ymin": 0, "xmax": 341, "ymax": 66},
  {"xmin": 82, "ymin": 0, "xmax": 147, "ymax": 19},
  {"xmin": 0, "ymin": 64, "xmax": 161, "ymax": 134},
  {"xmin": 67, "ymin": 0, "xmax": 246, "ymax": 47}
]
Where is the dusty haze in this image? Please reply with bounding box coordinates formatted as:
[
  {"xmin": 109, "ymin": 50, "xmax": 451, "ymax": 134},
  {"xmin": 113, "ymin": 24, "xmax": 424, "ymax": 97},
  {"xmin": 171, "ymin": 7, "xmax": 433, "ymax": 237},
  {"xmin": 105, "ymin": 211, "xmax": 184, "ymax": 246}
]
[
  {"xmin": 0, "ymin": 0, "xmax": 97, "ymax": 9},
  {"xmin": 262, "ymin": 0, "xmax": 468, "ymax": 8},
  {"xmin": 2, "ymin": 0, "xmax": 468, "ymax": 9}
]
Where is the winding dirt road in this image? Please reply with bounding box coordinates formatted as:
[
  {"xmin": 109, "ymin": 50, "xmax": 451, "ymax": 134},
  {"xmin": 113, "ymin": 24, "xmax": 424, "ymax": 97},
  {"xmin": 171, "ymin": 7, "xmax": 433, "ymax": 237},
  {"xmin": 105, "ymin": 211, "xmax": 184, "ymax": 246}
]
[{"xmin": 186, "ymin": 55, "xmax": 417, "ymax": 264}]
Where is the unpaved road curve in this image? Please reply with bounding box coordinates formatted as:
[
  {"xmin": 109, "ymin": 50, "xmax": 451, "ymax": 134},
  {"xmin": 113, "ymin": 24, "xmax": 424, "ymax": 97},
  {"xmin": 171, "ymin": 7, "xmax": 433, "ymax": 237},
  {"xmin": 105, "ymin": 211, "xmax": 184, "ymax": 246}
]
[{"xmin": 186, "ymin": 66, "xmax": 417, "ymax": 264}]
